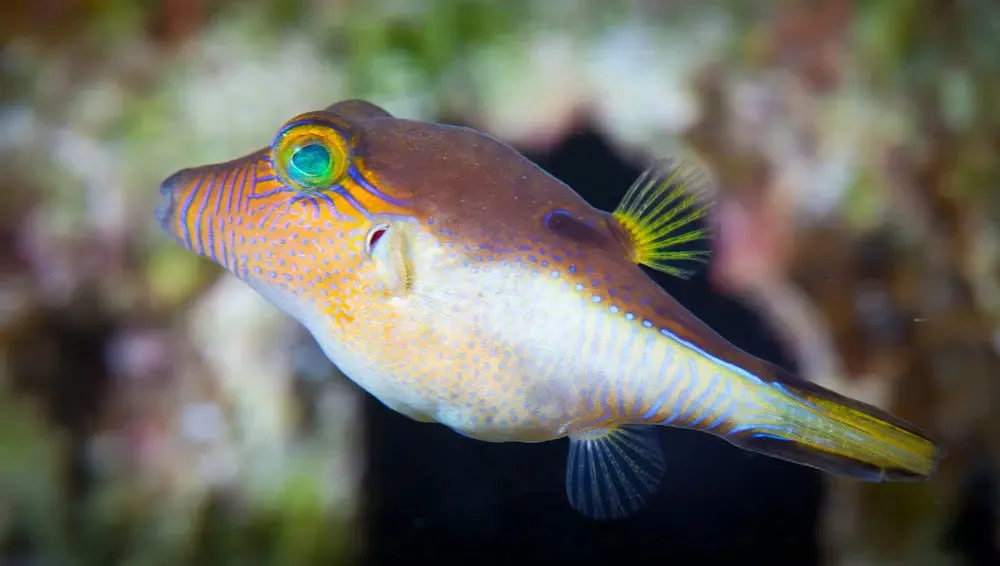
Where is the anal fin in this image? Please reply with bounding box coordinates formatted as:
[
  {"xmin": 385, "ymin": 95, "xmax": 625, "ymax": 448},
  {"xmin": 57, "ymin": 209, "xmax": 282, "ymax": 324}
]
[{"xmin": 565, "ymin": 425, "xmax": 665, "ymax": 521}]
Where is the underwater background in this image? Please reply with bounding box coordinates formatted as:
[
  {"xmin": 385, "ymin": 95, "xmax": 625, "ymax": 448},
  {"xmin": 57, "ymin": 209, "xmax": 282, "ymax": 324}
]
[{"xmin": 1, "ymin": 0, "xmax": 998, "ymax": 564}]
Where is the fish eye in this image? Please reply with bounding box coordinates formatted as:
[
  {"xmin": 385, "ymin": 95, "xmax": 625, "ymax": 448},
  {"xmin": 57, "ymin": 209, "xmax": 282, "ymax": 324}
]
[
  {"xmin": 271, "ymin": 117, "xmax": 350, "ymax": 192},
  {"xmin": 365, "ymin": 222, "xmax": 390, "ymax": 257},
  {"xmin": 289, "ymin": 142, "xmax": 332, "ymax": 180}
]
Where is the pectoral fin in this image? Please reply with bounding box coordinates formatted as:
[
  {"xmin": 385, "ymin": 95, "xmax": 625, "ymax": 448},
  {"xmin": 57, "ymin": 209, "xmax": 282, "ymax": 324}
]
[
  {"xmin": 565, "ymin": 425, "xmax": 665, "ymax": 521},
  {"xmin": 367, "ymin": 220, "xmax": 416, "ymax": 297}
]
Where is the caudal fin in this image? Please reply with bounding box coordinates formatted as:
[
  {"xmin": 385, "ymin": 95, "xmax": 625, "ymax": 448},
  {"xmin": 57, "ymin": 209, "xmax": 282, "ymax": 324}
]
[{"xmin": 727, "ymin": 370, "xmax": 943, "ymax": 481}]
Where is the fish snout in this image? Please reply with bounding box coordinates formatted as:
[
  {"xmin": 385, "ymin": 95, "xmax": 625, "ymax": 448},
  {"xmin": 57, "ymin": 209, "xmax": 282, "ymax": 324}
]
[{"xmin": 155, "ymin": 169, "xmax": 191, "ymax": 235}]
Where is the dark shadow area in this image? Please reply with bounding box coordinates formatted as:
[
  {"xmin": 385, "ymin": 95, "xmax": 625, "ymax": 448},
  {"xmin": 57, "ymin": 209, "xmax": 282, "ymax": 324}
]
[
  {"xmin": 361, "ymin": 124, "xmax": 824, "ymax": 565},
  {"xmin": 943, "ymin": 449, "xmax": 1000, "ymax": 566}
]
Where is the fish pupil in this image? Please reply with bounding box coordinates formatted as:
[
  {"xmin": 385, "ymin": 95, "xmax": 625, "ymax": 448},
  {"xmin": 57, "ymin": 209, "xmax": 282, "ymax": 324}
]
[{"xmin": 290, "ymin": 142, "xmax": 332, "ymax": 180}]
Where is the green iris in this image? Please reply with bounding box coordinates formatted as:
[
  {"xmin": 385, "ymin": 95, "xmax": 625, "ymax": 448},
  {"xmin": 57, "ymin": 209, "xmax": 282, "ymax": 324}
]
[{"xmin": 288, "ymin": 142, "xmax": 333, "ymax": 185}]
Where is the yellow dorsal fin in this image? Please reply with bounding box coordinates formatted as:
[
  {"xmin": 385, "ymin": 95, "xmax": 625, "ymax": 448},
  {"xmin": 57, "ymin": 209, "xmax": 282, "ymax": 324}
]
[{"xmin": 611, "ymin": 157, "xmax": 714, "ymax": 278}]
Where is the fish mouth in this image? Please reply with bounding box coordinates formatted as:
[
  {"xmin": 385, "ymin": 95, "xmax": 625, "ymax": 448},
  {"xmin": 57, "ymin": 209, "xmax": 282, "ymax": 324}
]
[
  {"xmin": 154, "ymin": 168, "xmax": 193, "ymax": 246},
  {"xmin": 154, "ymin": 177, "xmax": 175, "ymax": 233}
]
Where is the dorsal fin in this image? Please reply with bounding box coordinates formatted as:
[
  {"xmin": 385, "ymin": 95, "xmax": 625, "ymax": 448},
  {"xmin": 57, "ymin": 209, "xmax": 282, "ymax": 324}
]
[{"xmin": 611, "ymin": 157, "xmax": 715, "ymax": 278}]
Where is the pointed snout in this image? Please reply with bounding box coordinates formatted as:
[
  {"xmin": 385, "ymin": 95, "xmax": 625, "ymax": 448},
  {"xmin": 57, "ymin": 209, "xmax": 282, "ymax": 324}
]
[{"xmin": 155, "ymin": 169, "xmax": 190, "ymax": 235}]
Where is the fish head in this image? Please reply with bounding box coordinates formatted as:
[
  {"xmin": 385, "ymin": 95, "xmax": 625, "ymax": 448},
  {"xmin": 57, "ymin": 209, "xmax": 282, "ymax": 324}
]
[{"xmin": 155, "ymin": 99, "xmax": 623, "ymax": 351}]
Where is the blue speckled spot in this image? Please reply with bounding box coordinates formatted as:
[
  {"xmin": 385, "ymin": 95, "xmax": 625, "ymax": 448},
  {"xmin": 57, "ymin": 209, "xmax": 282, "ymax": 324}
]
[
  {"xmin": 569, "ymin": 265, "xmax": 577, "ymax": 273},
  {"xmin": 550, "ymin": 270, "xmax": 560, "ymax": 278},
  {"xmin": 592, "ymin": 296, "xmax": 602, "ymax": 303},
  {"xmin": 625, "ymin": 312, "xmax": 635, "ymax": 321},
  {"xmin": 643, "ymin": 320, "xmax": 653, "ymax": 328},
  {"xmin": 575, "ymin": 283, "xmax": 584, "ymax": 291},
  {"xmin": 609, "ymin": 305, "xmax": 619, "ymax": 313}
]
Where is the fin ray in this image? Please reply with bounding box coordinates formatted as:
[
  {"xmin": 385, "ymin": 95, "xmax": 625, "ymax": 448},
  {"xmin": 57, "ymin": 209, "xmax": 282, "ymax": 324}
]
[
  {"xmin": 727, "ymin": 376, "xmax": 943, "ymax": 481},
  {"xmin": 566, "ymin": 425, "xmax": 665, "ymax": 521},
  {"xmin": 611, "ymin": 157, "xmax": 714, "ymax": 278}
]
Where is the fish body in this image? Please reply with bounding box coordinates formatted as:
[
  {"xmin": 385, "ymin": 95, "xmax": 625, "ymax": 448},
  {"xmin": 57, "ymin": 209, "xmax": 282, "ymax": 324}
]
[{"xmin": 157, "ymin": 100, "xmax": 942, "ymax": 520}]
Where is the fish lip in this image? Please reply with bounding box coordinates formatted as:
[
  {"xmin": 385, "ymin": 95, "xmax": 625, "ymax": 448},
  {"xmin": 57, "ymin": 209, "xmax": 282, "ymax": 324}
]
[{"xmin": 154, "ymin": 179, "xmax": 175, "ymax": 234}]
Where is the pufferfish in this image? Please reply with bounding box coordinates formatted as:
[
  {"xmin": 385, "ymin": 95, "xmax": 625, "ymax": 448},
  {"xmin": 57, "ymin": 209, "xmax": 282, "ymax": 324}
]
[{"xmin": 155, "ymin": 99, "xmax": 941, "ymax": 521}]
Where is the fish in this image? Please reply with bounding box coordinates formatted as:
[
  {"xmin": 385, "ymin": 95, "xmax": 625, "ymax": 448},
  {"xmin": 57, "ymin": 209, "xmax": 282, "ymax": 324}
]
[{"xmin": 155, "ymin": 99, "xmax": 943, "ymax": 521}]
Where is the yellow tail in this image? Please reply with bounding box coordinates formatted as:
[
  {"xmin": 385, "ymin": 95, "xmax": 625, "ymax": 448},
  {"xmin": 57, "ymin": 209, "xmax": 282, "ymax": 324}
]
[{"xmin": 728, "ymin": 371, "xmax": 942, "ymax": 481}]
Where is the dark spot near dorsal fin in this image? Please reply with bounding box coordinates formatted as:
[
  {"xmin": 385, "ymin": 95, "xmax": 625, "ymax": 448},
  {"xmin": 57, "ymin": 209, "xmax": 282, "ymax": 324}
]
[{"xmin": 543, "ymin": 209, "xmax": 624, "ymax": 253}]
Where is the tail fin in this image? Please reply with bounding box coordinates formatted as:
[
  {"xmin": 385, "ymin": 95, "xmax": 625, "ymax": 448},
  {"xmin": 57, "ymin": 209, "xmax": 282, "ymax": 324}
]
[{"xmin": 728, "ymin": 369, "xmax": 943, "ymax": 481}]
